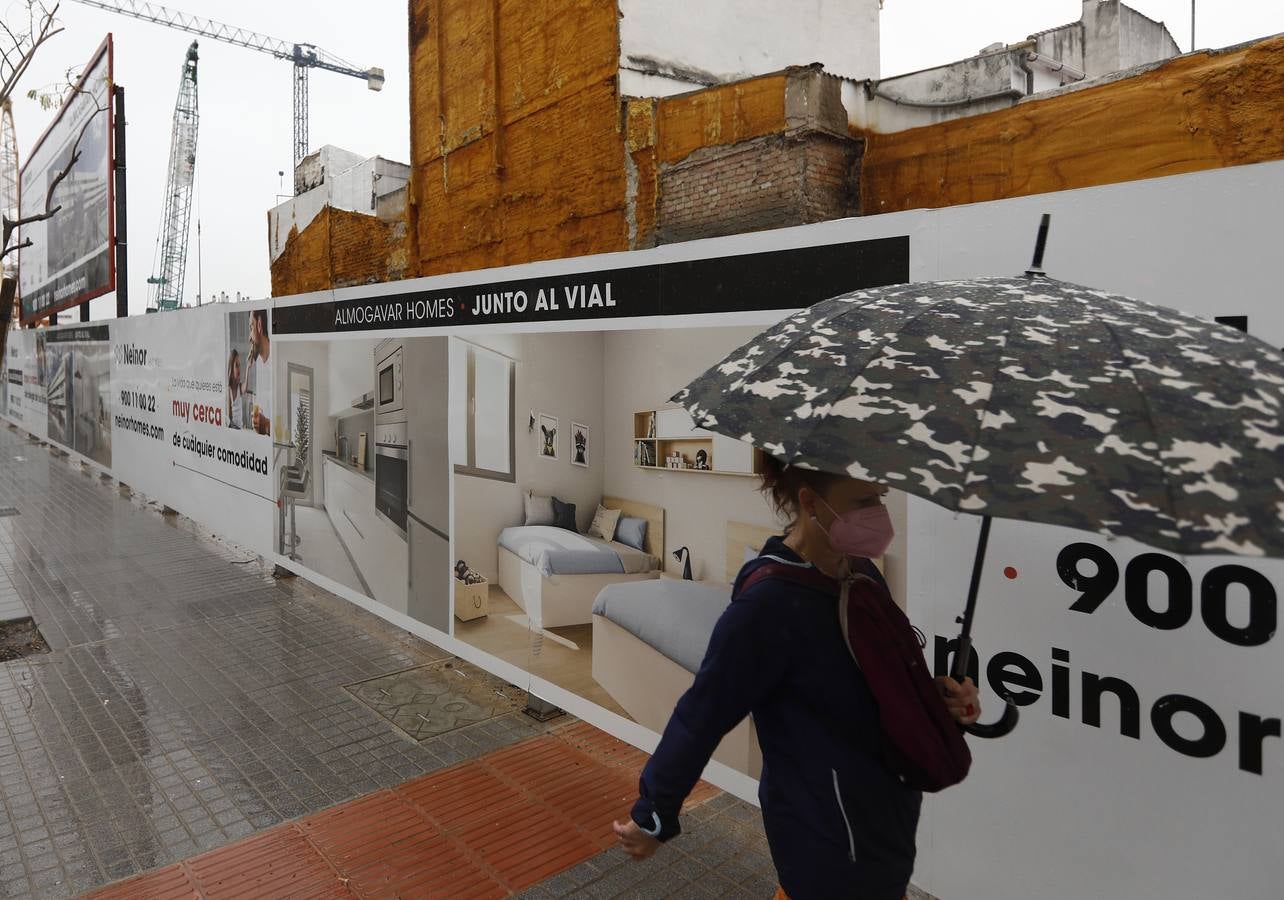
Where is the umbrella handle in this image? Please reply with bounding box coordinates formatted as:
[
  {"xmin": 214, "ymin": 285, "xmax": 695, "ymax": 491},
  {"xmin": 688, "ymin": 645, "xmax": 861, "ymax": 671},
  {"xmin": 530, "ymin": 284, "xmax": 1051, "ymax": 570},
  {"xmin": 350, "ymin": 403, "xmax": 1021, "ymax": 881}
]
[
  {"xmin": 951, "ymin": 514, "xmax": 1019, "ymax": 738},
  {"xmin": 963, "ymin": 700, "xmax": 1020, "ymax": 739}
]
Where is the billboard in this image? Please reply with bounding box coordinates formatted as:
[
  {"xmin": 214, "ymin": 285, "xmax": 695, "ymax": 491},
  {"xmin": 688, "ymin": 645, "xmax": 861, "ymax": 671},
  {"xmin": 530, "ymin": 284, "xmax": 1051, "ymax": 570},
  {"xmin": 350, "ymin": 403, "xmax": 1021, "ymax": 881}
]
[{"xmin": 18, "ymin": 35, "xmax": 114, "ymax": 324}]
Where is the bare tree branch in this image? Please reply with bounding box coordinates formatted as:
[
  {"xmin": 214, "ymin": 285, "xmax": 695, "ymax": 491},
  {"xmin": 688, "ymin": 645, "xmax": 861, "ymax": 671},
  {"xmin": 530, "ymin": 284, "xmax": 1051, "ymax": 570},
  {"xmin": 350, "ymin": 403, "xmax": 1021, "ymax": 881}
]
[
  {"xmin": 0, "ymin": 3, "xmax": 60, "ymax": 106},
  {"xmin": 6, "ymin": 203, "xmax": 61, "ymax": 230},
  {"xmin": 2, "ymin": 85, "xmax": 104, "ymax": 252},
  {"xmin": 0, "ymin": 1, "xmax": 67, "ymax": 329},
  {"xmin": 0, "ymin": 235, "xmax": 31, "ymax": 260}
]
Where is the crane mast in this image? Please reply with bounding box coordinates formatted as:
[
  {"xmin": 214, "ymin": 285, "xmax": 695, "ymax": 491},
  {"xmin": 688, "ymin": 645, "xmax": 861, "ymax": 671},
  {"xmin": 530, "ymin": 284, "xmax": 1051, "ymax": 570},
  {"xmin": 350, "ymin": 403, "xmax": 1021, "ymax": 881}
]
[
  {"xmin": 68, "ymin": 0, "xmax": 384, "ymax": 194},
  {"xmin": 147, "ymin": 41, "xmax": 198, "ymax": 311}
]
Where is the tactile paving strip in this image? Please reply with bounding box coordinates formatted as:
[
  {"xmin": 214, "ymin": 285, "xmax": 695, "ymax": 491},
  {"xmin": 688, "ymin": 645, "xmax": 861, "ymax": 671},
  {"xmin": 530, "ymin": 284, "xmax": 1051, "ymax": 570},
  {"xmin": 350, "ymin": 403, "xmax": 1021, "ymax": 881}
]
[{"xmin": 86, "ymin": 720, "xmax": 721, "ymax": 899}]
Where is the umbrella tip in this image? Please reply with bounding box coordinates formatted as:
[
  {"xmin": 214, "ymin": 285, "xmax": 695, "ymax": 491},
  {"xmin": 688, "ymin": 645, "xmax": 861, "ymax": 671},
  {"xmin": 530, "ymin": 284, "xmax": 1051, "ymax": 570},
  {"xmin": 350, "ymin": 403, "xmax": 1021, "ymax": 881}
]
[{"xmin": 1024, "ymin": 213, "xmax": 1052, "ymax": 278}]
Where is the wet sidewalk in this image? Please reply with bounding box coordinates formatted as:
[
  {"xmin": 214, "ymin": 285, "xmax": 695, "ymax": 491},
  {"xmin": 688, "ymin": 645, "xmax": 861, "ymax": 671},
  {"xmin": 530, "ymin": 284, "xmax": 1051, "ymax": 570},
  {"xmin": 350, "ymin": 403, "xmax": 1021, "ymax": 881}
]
[{"xmin": 0, "ymin": 425, "xmax": 778, "ymax": 898}]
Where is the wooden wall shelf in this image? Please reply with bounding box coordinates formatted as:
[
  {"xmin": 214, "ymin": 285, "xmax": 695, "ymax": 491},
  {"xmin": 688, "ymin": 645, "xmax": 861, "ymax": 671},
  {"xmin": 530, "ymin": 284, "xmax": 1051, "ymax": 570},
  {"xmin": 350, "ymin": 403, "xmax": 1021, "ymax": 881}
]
[{"xmin": 632, "ymin": 408, "xmax": 763, "ymax": 477}]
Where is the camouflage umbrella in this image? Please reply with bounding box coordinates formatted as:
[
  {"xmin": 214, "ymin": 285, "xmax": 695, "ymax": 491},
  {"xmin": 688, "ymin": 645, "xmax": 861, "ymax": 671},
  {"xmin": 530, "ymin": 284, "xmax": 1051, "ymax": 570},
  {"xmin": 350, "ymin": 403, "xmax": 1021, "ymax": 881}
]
[{"xmin": 673, "ymin": 225, "xmax": 1284, "ymax": 736}]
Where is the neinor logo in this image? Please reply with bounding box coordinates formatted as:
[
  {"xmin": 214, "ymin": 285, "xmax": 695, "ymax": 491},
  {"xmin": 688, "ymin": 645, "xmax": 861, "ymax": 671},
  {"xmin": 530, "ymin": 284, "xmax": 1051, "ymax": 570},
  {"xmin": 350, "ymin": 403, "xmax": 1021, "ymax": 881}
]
[
  {"xmin": 115, "ymin": 343, "xmax": 148, "ymax": 366},
  {"xmin": 934, "ymin": 540, "xmax": 1281, "ymax": 776},
  {"xmin": 934, "ymin": 638, "xmax": 1281, "ymax": 775}
]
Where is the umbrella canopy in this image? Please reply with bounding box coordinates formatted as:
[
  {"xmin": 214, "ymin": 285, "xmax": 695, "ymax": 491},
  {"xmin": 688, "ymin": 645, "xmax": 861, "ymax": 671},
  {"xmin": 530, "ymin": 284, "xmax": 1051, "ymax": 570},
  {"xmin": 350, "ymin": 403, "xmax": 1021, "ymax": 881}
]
[{"xmin": 675, "ymin": 275, "xmax": 1284, "ymax": 557}]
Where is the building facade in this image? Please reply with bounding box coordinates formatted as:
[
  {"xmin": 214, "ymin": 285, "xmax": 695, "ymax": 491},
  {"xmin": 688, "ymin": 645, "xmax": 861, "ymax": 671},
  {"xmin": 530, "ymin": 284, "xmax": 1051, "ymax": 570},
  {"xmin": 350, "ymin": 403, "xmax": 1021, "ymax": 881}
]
[{"xmin": 269, "ymin": 1, "xmax": 1282, "ymax": 296}]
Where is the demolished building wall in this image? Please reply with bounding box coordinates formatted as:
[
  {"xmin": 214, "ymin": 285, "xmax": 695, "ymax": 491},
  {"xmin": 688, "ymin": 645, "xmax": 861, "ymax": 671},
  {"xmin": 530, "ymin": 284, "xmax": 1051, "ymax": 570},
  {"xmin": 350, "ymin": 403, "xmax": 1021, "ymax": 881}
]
[{"xmin": 859, "ymin": 36, "xmax": 1284, "ymax": 215}]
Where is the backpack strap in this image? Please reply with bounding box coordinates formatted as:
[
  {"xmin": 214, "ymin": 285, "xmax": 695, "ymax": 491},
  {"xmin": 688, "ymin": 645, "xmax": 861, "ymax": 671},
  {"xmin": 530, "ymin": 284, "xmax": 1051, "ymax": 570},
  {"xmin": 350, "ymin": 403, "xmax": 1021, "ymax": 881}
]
[{"xmin": 736, "ymin": 558, "xmax": 839, "ymax": 600}]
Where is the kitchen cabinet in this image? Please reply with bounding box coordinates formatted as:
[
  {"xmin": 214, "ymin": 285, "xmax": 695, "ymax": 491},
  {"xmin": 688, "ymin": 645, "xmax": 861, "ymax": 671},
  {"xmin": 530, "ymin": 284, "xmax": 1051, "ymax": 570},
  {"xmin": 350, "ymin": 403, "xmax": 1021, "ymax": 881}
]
[
  {"xmin": 327, "ymin": 340, "xmax": 376, "ymax": 417},
  {"xmin": 323, "ymin": 456, "xmax": 408, "ymax": 614}
]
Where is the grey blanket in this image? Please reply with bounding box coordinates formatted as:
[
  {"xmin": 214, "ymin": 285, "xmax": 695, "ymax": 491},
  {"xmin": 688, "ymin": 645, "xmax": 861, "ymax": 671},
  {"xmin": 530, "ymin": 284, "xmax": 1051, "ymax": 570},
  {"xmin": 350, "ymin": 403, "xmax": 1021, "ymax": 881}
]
[{"xmin": 592, "ymin": 579, "xmax": 732, "ymax": 673}]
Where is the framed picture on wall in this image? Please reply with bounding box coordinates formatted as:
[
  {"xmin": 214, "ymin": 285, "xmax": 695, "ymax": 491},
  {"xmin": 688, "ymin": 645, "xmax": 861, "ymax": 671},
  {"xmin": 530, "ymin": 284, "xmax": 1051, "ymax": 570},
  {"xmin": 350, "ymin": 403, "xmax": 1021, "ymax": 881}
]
[
  {"xmin": 539, "ymin": 414, "xmax": 559, "ymax": 460},
  {"xmin": 571, "ymin": 422, "xmax": 589, "ymax": 468}
]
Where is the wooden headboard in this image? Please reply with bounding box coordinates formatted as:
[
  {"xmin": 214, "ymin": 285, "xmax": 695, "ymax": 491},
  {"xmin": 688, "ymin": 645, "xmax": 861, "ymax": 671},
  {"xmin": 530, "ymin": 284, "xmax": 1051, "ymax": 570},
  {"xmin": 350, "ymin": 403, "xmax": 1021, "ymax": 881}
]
[
  {"xmin": 603, "ymin": 496, "xmax": 665, "ymax": 559},
  {"xmin": 725, "ymin": 521, "xmax": 777, "ymax": 583}
]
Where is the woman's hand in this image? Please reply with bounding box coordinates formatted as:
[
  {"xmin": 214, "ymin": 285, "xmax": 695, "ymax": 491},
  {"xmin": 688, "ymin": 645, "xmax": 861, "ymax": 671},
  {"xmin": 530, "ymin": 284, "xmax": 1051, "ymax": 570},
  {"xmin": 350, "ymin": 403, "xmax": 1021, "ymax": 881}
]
[
  {"xmin": 936, "ymin": 676, "xmax": 981, "ymax": 726},
  {"xmin": 612, "ymin": 818, "xmax": 661, "ymax": 860}
]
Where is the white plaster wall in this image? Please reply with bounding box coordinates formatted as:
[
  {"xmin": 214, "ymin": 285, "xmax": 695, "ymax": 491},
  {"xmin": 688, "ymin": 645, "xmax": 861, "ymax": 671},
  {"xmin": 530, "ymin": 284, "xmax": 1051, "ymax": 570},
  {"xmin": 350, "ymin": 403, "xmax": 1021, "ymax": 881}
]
[
  {"xmin": 1034, "ymin": 22, "xmax": 1087, "ymax": 73},
  {"xmin": 268, "ymin": 156, "xmax": 411, "ymax": 263},
  {"xmin": 296, "ymin": 145, "xmax": 365, "ymax": 192},
  {"xmin": 1117, "ymin": 1, "xmax": 1180, "ymax": 68},
  {"xmin": 618, "ymin": 0, "xmax": 880, "ymax": 97},
  {"xmin": 841, "ymin": 78, "xmax": 1019, "ymax": 133},
  {"xmin": 453, "ymin": 331, "xmax": 607, "ymax": 583},
  {"xmin": 1081, "ymin": 0, "xmax": 1123, "ymax": 76},
  {"xmin": 268, "ymin": 186, "xmax": 330, "ymax": 264}
]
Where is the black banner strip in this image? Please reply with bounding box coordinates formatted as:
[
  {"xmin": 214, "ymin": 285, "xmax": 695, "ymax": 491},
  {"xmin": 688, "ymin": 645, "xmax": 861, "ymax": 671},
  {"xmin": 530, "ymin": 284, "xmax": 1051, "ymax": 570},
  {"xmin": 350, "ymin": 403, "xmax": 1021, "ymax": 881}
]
[
  {"xmin": 273, "ymin": 236, "xmax": 909, "ymax": 336},
  {"xmin": 43, "ymin": 324, "xmax": 111, "ymax": 343}
]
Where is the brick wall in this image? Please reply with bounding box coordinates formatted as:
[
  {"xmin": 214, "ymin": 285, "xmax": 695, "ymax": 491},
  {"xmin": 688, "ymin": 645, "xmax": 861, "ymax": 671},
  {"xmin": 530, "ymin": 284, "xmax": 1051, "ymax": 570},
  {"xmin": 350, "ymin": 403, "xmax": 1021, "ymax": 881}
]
[
  {"xmin": 270, "ymin": 208, "xmax": 405, "ymax": 297},
  {"xmin": 655, "ymin": 129, "xmax": 861, "ymax": 245}
]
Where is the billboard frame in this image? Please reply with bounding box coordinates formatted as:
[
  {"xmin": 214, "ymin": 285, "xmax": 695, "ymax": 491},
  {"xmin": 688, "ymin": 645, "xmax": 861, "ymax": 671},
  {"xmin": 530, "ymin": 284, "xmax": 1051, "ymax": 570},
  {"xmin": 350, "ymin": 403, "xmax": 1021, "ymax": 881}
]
[{"xmin": 18, "ymin": 33, "xmax": 115, "ymax": 325}]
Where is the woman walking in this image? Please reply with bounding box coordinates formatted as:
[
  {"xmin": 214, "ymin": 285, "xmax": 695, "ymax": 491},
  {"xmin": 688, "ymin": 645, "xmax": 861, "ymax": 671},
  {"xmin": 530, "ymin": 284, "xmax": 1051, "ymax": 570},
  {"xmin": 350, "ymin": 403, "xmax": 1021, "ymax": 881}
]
[{"xmin": 614, "ymin": 458, "xmax": 981, "ymax": 899}]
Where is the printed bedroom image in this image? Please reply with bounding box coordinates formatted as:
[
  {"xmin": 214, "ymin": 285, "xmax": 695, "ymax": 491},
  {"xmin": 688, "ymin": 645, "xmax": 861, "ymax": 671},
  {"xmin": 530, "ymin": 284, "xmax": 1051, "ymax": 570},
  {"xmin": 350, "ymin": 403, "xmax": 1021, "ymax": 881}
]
[{"xmin": 450, "ymin": 325, "xmax": 907, "ymax": 779}]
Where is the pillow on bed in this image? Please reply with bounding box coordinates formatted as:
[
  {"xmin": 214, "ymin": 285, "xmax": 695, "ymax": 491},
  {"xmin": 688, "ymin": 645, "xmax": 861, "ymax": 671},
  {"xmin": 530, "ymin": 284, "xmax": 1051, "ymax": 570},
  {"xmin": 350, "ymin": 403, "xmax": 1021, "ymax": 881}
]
[
  {"xmin": 615, "ymin": 516, "xmax": 648, "ymax": 551},
  {"xmin": 524, "ymin": 491, "xmax": 555, "ymax": 526},
  {"xmin": 551, "ymin": 497, "xmax": 578, "ymax": 532},
  {"xmin": 588, "ymin": 505, "xmax": 621, "ymax": 541}
]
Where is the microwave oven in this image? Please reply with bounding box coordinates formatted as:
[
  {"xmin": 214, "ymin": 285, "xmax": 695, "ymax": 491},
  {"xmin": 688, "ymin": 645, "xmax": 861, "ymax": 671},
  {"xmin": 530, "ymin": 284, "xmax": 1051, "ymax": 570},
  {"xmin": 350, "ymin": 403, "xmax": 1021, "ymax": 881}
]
[{"xmin": 375, "ymin": 342, "xmax": 404, "ymax": 419}]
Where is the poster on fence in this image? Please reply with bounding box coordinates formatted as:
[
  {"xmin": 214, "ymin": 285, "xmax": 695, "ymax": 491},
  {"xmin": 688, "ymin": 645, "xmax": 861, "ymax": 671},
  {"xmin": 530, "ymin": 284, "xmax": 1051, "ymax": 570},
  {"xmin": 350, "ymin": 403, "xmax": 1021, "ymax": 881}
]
[
  {"xmin": 3, "ymin": 330, "xmax": 47, "ymax": 439},
  {"xmin": 907, "ymin": 504, "xmax": 1282, "ymax": 900},
  {"xmin": 109, "ymin": 304, "xmax": 275, "ymax": 555}
]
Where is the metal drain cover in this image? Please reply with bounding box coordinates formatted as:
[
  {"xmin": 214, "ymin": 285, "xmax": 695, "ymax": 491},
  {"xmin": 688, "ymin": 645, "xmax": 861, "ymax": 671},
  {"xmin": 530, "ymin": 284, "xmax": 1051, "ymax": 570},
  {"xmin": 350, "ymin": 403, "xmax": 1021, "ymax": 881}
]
[
  {"xmin": 0, "ymin": 507, "xmax": 19, "ymax": 517},
  {"xmin": 344, "ymin": 659, "xmax": 523, "ymax": 741}
]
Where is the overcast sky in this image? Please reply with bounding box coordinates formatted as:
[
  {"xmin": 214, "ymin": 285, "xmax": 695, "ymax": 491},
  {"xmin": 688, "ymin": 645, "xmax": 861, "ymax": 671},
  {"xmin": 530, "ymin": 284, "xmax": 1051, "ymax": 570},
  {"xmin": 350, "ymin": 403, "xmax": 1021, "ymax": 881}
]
[{"xmin": 14, "ymin": 1, "xmax": 1283, "ymax": 318}]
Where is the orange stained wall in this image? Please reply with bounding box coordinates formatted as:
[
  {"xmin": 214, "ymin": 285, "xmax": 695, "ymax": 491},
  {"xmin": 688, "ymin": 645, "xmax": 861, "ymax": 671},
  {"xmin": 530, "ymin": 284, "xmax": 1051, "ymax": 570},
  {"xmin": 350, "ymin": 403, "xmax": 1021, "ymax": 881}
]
[
  {"xmin": 407, "ymin": 0, "xmax": 630, "ymax": 276},
  {"xmin": 860, "ymin": 35, "xmax": 1284, "ymax": 215},
  {"xmin": 270, "ymin": 207, "xmax": 406, "ymax": 297}
]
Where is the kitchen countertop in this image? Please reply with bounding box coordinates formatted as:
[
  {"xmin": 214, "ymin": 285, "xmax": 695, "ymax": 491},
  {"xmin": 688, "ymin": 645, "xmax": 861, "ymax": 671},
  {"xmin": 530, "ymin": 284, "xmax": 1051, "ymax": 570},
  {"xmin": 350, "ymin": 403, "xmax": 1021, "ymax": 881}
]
[{"xmin": 322, "ymin": 451, "xmax": 374, "ymax": 483}]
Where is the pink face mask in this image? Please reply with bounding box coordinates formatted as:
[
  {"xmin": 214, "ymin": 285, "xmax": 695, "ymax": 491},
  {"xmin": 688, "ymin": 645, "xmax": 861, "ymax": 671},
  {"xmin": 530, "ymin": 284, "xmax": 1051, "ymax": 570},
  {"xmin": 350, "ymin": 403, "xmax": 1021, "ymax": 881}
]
[{"xmin": 815, "ymin": 496, "xmax": 895, "ymax": 559}]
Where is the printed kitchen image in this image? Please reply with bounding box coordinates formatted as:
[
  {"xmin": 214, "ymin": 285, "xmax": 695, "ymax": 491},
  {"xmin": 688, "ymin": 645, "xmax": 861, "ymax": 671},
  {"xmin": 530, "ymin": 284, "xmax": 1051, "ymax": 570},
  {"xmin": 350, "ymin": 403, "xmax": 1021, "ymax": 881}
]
[
  {"xmin": 450, "ymin": 324, "xmax": 822, "ymax": 778},
  {"xmin": 273, "ymin": 335, "xmax": 451, "ymax": 632}
]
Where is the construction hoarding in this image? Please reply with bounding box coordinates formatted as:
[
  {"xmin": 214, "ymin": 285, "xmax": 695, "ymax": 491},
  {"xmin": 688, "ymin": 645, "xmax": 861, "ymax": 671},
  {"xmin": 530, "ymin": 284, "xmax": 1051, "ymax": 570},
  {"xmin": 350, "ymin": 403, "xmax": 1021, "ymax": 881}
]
[{"xmin": 0, "ymin": 160, "xmax": 1281, "ymax": 899}]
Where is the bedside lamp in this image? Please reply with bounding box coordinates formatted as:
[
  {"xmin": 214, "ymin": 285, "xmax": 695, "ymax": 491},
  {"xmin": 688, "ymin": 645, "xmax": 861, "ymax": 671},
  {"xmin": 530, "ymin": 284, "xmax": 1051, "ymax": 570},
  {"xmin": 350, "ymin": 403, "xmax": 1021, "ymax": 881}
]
[{"xmin": 672, "ymin": 546, "xmax": 693, "ymax": 580}]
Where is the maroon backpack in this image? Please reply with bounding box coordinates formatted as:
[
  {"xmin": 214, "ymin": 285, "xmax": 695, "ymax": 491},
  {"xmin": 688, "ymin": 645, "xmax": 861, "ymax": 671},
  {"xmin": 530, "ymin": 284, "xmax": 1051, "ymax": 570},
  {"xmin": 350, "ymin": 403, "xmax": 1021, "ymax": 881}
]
[{"xmin": 739, "ymin": 559, "xmax": 971, "ymax": 792}]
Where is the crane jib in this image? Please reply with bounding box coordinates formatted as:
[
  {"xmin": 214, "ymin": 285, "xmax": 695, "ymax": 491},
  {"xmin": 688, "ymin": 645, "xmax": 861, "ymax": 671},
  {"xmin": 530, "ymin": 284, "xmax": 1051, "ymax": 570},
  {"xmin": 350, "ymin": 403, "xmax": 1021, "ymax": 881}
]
[{"xmin": 67, "ymin": 0, "xmax": 383, "ymax": 201}]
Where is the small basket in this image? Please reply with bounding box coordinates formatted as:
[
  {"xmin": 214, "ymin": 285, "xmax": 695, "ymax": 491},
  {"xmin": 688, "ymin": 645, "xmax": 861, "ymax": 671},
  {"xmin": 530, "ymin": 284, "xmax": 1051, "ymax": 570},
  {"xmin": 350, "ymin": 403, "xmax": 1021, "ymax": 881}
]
[{"xmin": 454, "ymin": 575, "xmax": 489, "ymax": 621}]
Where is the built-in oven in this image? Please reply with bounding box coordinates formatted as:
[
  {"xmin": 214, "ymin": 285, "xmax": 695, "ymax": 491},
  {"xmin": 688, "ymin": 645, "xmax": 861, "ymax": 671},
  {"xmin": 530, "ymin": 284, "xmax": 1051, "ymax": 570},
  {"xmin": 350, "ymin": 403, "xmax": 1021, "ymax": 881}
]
[
  {"xmin": 374, "ymin": 420, "xmax": 408, "ymax": 537},
  {"xmin": 375, "ymin": 341, "xmax": 405, "ymax": 419}
]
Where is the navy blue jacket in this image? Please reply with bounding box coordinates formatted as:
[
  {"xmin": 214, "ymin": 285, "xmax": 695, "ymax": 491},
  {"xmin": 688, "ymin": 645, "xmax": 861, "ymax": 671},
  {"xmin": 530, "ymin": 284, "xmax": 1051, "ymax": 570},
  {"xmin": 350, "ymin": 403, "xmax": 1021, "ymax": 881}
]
[{"xmin": 631, "ymin": 538, "xmax": 921, "ymax": 899}]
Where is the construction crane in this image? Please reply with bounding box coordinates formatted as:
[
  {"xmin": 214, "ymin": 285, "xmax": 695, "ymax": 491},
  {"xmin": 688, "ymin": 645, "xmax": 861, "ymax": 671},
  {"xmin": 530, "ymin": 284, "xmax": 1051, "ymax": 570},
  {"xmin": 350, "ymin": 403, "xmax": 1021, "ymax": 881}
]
[
  {"xmin": 68, "ymin": 0, "xmax": 384, "ymax": 194},
  {"xmin": 146, "ymin": 41, "xmax": 198, "ymax": 311}
]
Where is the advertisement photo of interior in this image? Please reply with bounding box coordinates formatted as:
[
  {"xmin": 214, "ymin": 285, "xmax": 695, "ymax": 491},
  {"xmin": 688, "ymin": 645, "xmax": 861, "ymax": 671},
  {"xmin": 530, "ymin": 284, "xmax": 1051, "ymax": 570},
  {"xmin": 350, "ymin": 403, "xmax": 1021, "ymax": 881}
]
[
  {"xmin": 448, "ymin": 324, "xmax": 892, "ymax": 778},
  {"xmin": 272, "ymin": 335, "xmax": 451, "ymax": 632}
]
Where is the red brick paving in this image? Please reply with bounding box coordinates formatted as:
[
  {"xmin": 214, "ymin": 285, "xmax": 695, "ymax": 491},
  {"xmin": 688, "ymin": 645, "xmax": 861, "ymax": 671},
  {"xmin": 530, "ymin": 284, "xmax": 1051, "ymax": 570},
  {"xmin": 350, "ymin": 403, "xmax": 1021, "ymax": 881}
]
[{"xmin": 86, "ymin": 721, "xmax": 721, "ymax": 899}]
